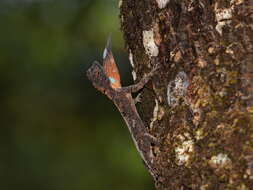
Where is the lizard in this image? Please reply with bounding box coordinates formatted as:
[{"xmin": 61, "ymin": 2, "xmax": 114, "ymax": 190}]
[{"xmin": 86, "ymin": 36, "xmax": 160, "ymax": 179}]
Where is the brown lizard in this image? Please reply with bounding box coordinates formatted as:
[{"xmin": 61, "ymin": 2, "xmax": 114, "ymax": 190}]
[{"xmin": 86, "ymin": 37, "xmax": 160, "ymax": 179}]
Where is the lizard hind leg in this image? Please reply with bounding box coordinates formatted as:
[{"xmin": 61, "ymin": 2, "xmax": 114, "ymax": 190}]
[{"xmin": 144, "ymin": 133, "xmax": 159, "ymax": 146}]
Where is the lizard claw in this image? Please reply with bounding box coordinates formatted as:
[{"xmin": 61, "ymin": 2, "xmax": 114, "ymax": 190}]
[
  {"xmin": 151, "ymin": 63, "xmax": 162, "ymax": 75},
  {"xmin": 134, "ymin": 93, "xmax": 142, "ymax": 104},
  {"xmin": 144, "ymin": 133, "xmax": 159, "ymax": 146}
]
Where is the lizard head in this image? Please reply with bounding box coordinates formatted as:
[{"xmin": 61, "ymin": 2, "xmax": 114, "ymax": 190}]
[{"xmin": 86, "ymin": 61, "xmax": 112, "ymax": 94}]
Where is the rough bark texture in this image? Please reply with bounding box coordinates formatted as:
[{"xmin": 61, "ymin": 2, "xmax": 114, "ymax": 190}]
[{"xmin": 119, "ymin": 0, "xmax": 253, "ymax": 189}]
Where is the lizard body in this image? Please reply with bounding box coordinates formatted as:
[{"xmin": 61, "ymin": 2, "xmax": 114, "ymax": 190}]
[{"xmin": 86, "ymin": 37, "xmax": 159, "ymax": 178}]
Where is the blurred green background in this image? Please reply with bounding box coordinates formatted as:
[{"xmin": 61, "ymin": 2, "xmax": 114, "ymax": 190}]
[{"xmin": 0, "ymin": 0, "xmax": 153, "ymax": 189}]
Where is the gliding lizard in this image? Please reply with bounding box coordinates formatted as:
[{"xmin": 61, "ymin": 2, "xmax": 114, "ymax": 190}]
[{"xmin": 86, "ymin": 37, "xmax": 160, "ymax": 178}]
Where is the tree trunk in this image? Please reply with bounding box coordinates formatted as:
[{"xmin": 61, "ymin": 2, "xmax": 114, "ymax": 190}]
[{"xmin": 119, "ymin": 0, "xmax": 253, "ymax": 189}]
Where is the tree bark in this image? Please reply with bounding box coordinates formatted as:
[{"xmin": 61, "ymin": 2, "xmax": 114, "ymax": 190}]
[{"xmin": 119, "ymin": 0, "xmax": 253, "ymax": 189}]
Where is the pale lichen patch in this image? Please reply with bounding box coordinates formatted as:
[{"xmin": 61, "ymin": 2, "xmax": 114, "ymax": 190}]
[
  {"xmin": 191, "ymin": 107, "xmax": 203, "ymax": 126},
  {"xmin": 150, "ymin": 99, "xmax": 165, "ymax": 128},
  {"xmin": 197, "ymin": 57, "xmax": 208, "ymax": 68},
  {"xmin": 143, "ymin": 29, "xmax": 159, "ymax": 57},
  {"xmin": 226, "ymin": 47, "xmax": 234, "ymax": 55},
  {"xmin": 214, "ymin": 5, "xmax": 233, "ymax": 35},
  {"xmin": 167, "ymin": 71, "xmax": 189, "ymax": 107},
  {"xmin": 214, "ymin": 57, "xmax": 220, "ymax": 65},
  {"xmin": 129, "ymin": 50, "xmax": 134, "ymax": 68},
  {"xmin": 121, "ymin": 15, "xmax": 124, "ymax": 23},
  {"xmin": 156, "ymin": 0, "xmax": 170, "ymax": 9},
  {"xmin": 129, "ymin": 50, "xmax": 136, "ymax": 81},
  {"xmin": 246, "ymin": 168, "xmax": 253, "ymax": 180},
  {"xmin": 216, "ymin": 123, "xmax": 226, "ymax": 129},
  {"xmin": 230, "ymin": 0, "xmax": 244, "ymax": 6},
  {"xmin": 174, "ymin": 133, "xmax": 194, "ymax": 166},
  {"xmin": 215, "ymin": 8, "xmax": 233, "ymax": 21},
  {"xmin": 208, "ymin": 46, "xmax": 215, "ymax": 54},
  {"xmin": 225, "ymin": 42, "xmax": 244, "ymax": 60},
  {"xmin": 118, "ymin": 0, "xmax": 123, "ymax": 8},
  {"xmin": 174, "ymin": 51, "xmax": 182, "ymax": 63},
  {"xmin": 209, "ymin": 153, "xmax": 232, "ymax": 169},
  {"xmin": 150, "ymin": 99, "xmax": 159, "ymax": 129},
  {"xmin": 132, "ymin": 71, "xmax": 137, "ymax": 81},
  {"xmin": 195, "ymin": 128, "xmax": 205, "ymax": 140},
  {"xmin": 215, "ymin": 21, "xmax": 226, "ymax": 35}
]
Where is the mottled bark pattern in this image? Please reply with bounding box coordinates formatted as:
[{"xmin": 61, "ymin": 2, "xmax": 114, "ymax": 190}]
[{"xmin": 120, "ymin": 0, "xmax": 253, "ymax": 189}]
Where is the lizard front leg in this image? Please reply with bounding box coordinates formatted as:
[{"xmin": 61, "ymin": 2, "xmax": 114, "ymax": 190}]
[{"xmin": 118, "ymin": 64, "xmax": 161, "ymax": 94}]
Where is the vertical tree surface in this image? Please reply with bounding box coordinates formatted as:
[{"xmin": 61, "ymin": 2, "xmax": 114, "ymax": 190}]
[{"xmin": 119, "ymin": 0, "xmax": 253, "ymax": 189}]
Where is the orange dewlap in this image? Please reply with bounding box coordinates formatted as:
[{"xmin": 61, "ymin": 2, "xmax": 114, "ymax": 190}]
[{"xmin": 103, "ymin": 52, "xmax": 121, "ymax": 89}]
